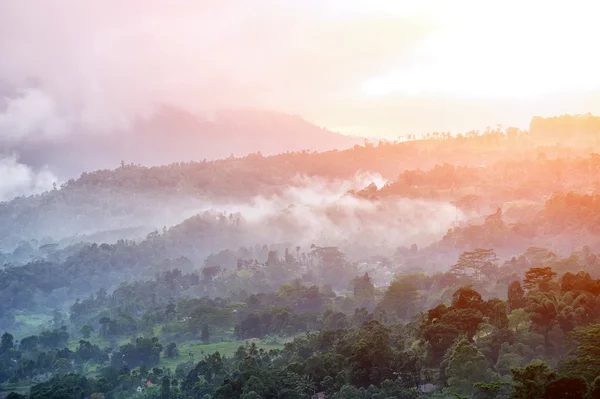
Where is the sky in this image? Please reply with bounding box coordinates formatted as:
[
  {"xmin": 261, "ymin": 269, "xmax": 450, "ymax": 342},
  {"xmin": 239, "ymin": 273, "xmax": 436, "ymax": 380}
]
[{"xmin": 1, "ymin": 0, "xmax": 600, "ymax": 141}]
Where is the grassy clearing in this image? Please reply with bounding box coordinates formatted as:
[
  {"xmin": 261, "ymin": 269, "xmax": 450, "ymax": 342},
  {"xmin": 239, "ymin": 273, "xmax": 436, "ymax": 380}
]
[{"xmin": 159, "ymin": 339, "xmax": 287, "ymax": 372}]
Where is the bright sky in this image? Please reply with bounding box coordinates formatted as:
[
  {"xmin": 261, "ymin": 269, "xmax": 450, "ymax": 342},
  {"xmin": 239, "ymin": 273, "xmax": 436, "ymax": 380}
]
[
  {"xmin": 322, "ymin": 0, "xmax": 600, "ymax": 135},
  {"xmin": 361, "ymin": 1, "xmax": 598, "ymax": 93},
  {"xmin": 2, "ymin": 0, "xmax": 600, "ymax": 140}
]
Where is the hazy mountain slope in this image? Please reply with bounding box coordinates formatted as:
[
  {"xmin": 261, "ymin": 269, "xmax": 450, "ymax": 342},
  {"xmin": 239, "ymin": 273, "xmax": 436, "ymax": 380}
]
[{"xmin": 5, "ymin": 107, "xmax": 364, "ymax": 177}]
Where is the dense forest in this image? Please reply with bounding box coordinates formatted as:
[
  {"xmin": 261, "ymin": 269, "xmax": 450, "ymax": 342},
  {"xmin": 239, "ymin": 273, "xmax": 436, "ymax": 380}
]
[{"xmin": 4, "ymin": 114, "xmax": 600, "ymax": 399}]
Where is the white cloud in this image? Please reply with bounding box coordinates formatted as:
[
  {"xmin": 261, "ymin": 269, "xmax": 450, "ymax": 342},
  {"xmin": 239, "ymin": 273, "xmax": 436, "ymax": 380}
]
[
  {"xmin": 1, "ymin": 0, "xmax": 599, "ymax": 140},
  {"xmin": 0, "ymin": 154, "xmax": 58, "ymax": 201},
  {"xmin": 0, "ymin": 89, "xmax": 68, "ymax": 140},
  {"xmin": 176, "ymin": 173, "xmax": 462, "ymax": 255},
  {"xmin": 0, "ymin": 0, "xmax": 431, "ymax": 139}
]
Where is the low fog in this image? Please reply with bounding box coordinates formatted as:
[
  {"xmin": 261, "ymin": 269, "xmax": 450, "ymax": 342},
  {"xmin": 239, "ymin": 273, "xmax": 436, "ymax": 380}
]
[
  {"xmin": 1, "ymin": 172, "xmax": 463, "ymax": 261},
  {"xmin": 193, "ymin": 173, "xmax": 463, "ymax": 258}
]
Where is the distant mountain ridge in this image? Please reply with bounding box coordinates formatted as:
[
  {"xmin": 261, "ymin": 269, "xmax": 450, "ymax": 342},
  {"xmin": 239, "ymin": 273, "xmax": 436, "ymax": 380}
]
[{"xmin": 7, "ymin": 106, "xmax": 364, "ymax": 177}]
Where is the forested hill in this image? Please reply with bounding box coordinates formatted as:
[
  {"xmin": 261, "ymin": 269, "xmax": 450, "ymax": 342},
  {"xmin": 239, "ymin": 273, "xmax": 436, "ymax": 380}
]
[
  {"xmin": 2, "ymin": 114, "xmax": 600, "ymax": 252},
  {"xmin": 4, "ymin": 114, "xmax": 600, "ymax": 398}
]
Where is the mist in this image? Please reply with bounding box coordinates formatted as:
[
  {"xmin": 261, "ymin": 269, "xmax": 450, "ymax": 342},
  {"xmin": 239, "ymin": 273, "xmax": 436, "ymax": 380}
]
[
  {"xmin": 0, "ymin": 0, "xmax": 431, "ymax": 189},
  {"xmin": 147, "ymin": 172, "xmax": 463, "ymax": 260},
  {"xmin": 0, "ymin": 0, "xmax": 425, "ymax": 139},
  {"xmin": 194, "ymin": 173, "xmax": 463, "ymax": 258},
  {"xmin": 0, "ymin": 171, "xmax": 462, "ymax": 262},
  {"xmin": 0, "ymin": 154, "xmax": 57, "ymax": 201}
]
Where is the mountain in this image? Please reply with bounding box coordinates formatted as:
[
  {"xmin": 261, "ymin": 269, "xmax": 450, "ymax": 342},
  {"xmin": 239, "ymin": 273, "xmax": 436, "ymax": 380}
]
[{"xmin": 8, "ymin": 106, "xmax": 364, "ymax": 177}]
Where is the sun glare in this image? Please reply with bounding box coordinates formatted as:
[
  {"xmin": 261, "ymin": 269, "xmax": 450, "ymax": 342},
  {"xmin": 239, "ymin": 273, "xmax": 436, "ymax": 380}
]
[{"xmin": 361, "ymin": 1, "xmax": 600, "ymax": 101}]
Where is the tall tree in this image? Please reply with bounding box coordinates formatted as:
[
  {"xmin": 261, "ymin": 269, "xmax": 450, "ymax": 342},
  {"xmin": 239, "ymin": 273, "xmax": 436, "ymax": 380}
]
[
  {"xmin": 351, "ymin": 273, "xmax": 375, "ymax": 307},
  {"xmin": 564, "ymin": 323, "xmax": 600, "ymax": 382},
  {"xmin": 201, "ymin": 324, "xmax": 210, "ymax": 343},
  {"xmin": 1, "ymin": 332, "xmax": 14, "ymax": 354},
  {"xmin": 542, "ymin": 376, "xmax": 588, "ymax": 399},
  {"xmin": 511, "ymin": 361, "xmax": 557, "ymax": 399},
  {"xmin": 450, "ymin": 249, "xmax": 498, "ymax": 281},
  {"xmin": 377, "ymin": 277, "xmax": 420, "ymax": 319},
  {"xmin": 452, "ymin": 286, "xmax": 484, "ymax": 310},
  {"xmin": 80, "ymin": 324, "xmax": 94, "ymax": 339},
  {"xmin": 443, "ymin": 338, "xmax": 496, "ymax": 397},
  {"xmin": 99, "ymin": 317, "xmax": 111, "ymax": 337},
  {"xmin": 524, "ymin": 267, "xmax": 557, "ymax": 291},
  {"xmin": 508, "ymin": 281, "xmax": 527, "ymax": 311}
]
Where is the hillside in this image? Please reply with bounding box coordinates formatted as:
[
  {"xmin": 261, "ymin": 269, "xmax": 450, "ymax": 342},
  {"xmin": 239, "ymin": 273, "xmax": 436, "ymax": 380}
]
[
  {"xmin": 4, "ymin": 114, "xmax": 600, "ymax": 399},
  {"xmin": 2, "ymin": 114, "xmax": 600, "ymax": 252}
]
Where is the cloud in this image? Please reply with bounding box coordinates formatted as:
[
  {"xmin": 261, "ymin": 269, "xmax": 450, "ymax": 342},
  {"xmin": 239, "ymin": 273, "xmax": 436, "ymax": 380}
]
[
  {"xmin": 176, "ymin": 173, "xmax": 463, "ymax": 257},
  {"xmin": 2, "ymin": 0, "xmax": 600, "ymax": 142},
  {"xmin": 244, "ymin": 173, "xmax": 462, "ymax": 255},
  {"xmin": 0, "ymin": 154, "xmax": 58, "ymax": 201},
  {"xmin": 0, "ymin": 0, "xmax": 433, "ymax": 140},
  {"xmin": 0, "ymin": 88, "xmax": 68, "ymax": 141},
  {"xmin": 0, "ymin": 169, "xmax": 461, "ymax": 257}
]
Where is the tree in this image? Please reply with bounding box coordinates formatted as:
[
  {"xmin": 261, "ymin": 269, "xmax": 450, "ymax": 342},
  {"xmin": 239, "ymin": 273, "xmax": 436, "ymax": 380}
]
[
  {"xmin": 161, "ymin": 375, "xmax": 171, "ymax": 399},
  {"xmin": 53, "ymin": 358, "xmax": 73, "ymax": 374},
  {"xmin": 351, "ymin": 273, "xmax": 375, "ymax": 307},
  {"xmin": 202, "ymin": 266, "xmax": 221, "ymax": 281},
  {"xmin": 542, "ymin": 376, "xmax": 588, "ymax": 399},
  {"xmin": 525, "ymin": 291, "xmax": 562, "ymax": 340},
  {"xmin": 445, "ymin": 308, "xmax": 484, "ymax": 339},
  {"xmin": 80, "ymin": 324, "xmax": 94, "ymax": 339},
  {"xmin": 1, "ymin": 332, "xmax": 14, "ymax": 354},
  {"xmin": 165, "ymin": 303, "xmax": 177, "ymax": 321},
  {"xmin": 450, "ymin": 249, "xmax": 498, "ymax": 281},
  {"xmin": 349, "ymin": 320, "xmax": 394, "ymax": 387},
  {"xmin": 591, "ymin": 376, "xmax": 600, "ymax": 399},
  {"xmin": 19, "ymin": 335, "xmax": 39, "ymax": 352},
  {"xmin": 165, "ymin": 342, "xmax": 178, "ymax": 358},
  {"xmin": 242, "ymin": 376, "xmax": 266, "ymax": 397},
  {"xmin": 524, "ymin": 267, "xmax": 557, "ymax": 291},
  {"xmin": 508, "ymin": 308, "xmax": 531, "ymax": 333},
  {"xmin": 39, "ymin": 327, "xmax": 69, "ymax": 348},
  {"xmin": 311, "ymin": 246, "xmax": 351, "ymax": 288},
  {"xmin": 266, "ymin": 250, "xmax": 280, "ymax": 267},
  {"xmin": 377, "ymin": 277, "xmax": 420, "ymax": 320},
  {"xmin": 561, "ymin": 271, "xmax": 600, "ymax": 294},
  {"xmin": 523, "ymin": 247, "xmax": 557, "ymax": 267},
  {"xmin": 117, "ymin": 337, "xmax": 163, "ymax": 368},
  {"xmin": 508, "ymin": 281, "xmax": 526, "ymax": 311},
  {"xmin": 284, "ymin": 248, "xmax": 295, "ymax": 264},
  {"xmin": 333, "ymin": 384, "xmax": 364, "ymax": 399},
  {"xmin": 421, "ymin": 304, "xmax": 484, "ymax": 364},
  {"xmin": 452, "ymin": 286, "xmax": 484, "ymax": 310},
  {"xmin": 28, "ymin": 374, "xmax": 94, "ymax": 399},
  {"xmin": 511, "ymin": 361, "xmax": 557, "ymax": 399},
  {"xmin": 201, "ymin": 324, "xmax": 210, "ymax": 343},
  {"xmin": 99, "ymin": 317, "xmax": 111, "ymax": 337},
  {"xmin": 443, "ymin": 338, "xmax": 496, "ymax": 396},
  {"xmin": 51, "ymin": 309, "xmax": 65, "ymax": 329},
  {"xmin": 564, "ymin": 323, "xmax": 600, "ymax": 382}
]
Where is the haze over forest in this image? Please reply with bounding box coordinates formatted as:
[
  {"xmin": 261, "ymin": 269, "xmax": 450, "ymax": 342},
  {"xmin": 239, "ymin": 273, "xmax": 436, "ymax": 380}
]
[{"xmin": 4, "ymin": 1, "xmax": 600, "ymax": 399}]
